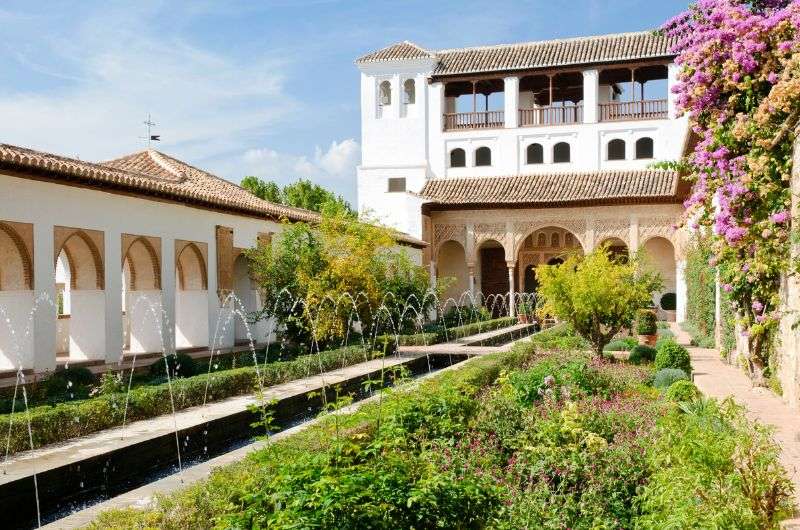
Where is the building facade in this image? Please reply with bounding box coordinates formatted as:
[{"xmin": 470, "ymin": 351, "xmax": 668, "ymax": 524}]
[
  {"xmin": 356, "ymin": 31, "xmax": 691, "ymax": 319},
  {"xmin": 0, "ymin": 145, "xmax": 423, "ymax": 376}
]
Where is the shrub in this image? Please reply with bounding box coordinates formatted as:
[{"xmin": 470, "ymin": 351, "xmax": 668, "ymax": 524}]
[
  {"xmin": 654, "ymin": 340, "xmax": 692, "ymax": 374},
  {"xmin": 148, "ymin": 352, "xmax": 198, "ymax": 379},
  {"xmin": 659, "ymin": 292, "xmax": 676, "ymax": 311},
  {"xmin": 665, "ymin": 380, "xmax": 700, "ymax": 402},
  {"xmin": 636, "ymin": 309, "xmax": 658, "ymax": 335},
  {"xmin": 628, "ymin": 345, "xmax": 656, "ymax": 365},
  {"xmin": 530, "ymin": 324, "xmax": 590, "ymax": 352},
  {"xmin": 653, "ymin": 368, "xmax": 689, "ymax": 390},
  {"xmin": 42, "ymin": 367, "xmax": 96, "ymax": 399},
  {"xmin": 657, "ymin": 327, "xmax": 675, "ymax": 340},
  {"xmin": 536, "ymin": 246, "xmax": 662, "ymax": 356},
  {"xmin": 603, "ymin": 337, "xmax": 638, "ymax": 352}
]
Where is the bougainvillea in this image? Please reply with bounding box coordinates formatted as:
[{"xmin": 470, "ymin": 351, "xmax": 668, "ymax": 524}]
[{"xmin": 663, "ymin": 0, "xmax": 800, "ymax": 382}]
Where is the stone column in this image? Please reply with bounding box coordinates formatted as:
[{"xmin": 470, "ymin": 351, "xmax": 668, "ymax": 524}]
[
  {"xmin": 390, "ymin": 74, "xmax": 401, "ymax": 119},
  {"xmin": 32, "ymin": 223, "xmax": 56, "ymax": 372},
  {"xmin": 161, "ymin": 238, "xmax": 176, "ymax": 353},
  {"xmin": 667, "ymin": 63, "xmax": 680, "ymax": 120},
  {"xmin": 629, "ymin": 216, "xmax": 639, "ymax": 254},
  {"xmin": 507, "ymin": 261, "xmax": 516, "ymax": 318},
  {"xmin": 582, "ymin": 69, "xmax": 599, "ymax": 124},
  {"xmin": 467, "ymin": 263, "xmax": 476, "ymax": 306},
  {"xmin": 104, "ymin": 230, "xmax": 123, "ymax": 363},
  {"xmin": 504, "ymin": 76, "xmax": 519, "ymax": 128}
]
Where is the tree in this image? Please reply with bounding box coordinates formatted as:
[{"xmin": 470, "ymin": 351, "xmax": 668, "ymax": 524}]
[
  {"xmin": 535, "ymin": 246, "xmax": 662, "ymax": 357},
  {"xmin": 240, "ymin": 176, "xmax": 355, "ymax": 216},
  {"xmin": 246, "ymin": 209, "xmax": 433, "ymax": 350}
]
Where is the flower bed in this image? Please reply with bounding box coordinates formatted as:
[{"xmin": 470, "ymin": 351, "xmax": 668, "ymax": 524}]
[
  {"xmin": 87, "ymin": 338, "xmax": 794, "ymax": 529},
  {"xmin": 0, "ymin": 345, "xmax": 375, "ymax": 455}
]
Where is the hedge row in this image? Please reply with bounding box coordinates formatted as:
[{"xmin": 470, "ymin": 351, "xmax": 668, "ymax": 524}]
[
  {"xmin": 0, "ymin": 346, "xmax": 374, "ymax": 455},
  {"xmin": 385, "ymin": 317, "xmax": 518, "ymax": 347}
]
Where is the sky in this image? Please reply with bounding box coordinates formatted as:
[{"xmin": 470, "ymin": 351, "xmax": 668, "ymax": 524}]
[{"xmin": 0, "ymin": 0, "xmax": 689, "ymax": 204}]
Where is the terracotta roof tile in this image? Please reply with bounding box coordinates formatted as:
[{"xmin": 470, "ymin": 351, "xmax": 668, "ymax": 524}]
[
  {"xmin": 0, "ymin": 143, "xmax": 426, "ymax": 247},
  {"xmin": 357, "ymin": 31, "xmax": 676, "ymax": 76},
  {"xmin": 418, "ymin": 169, "xmax": 681, "ymax": 206},
  {"xmin": 356, "ymin": 41, "xmax": 435, "ymax": 64}
]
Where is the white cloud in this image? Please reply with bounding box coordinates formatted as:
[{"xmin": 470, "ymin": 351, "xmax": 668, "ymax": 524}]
[
  {"xmin": 242, "ymin": 139, "xmax": 360, "ymax": 182},
  {"xmin": 239, "ymin": 139, "xmax": 361, "ymax": 204},
  {"xmin": 0, "ymin": 4, "xmax": 298, "ymax": 165}
]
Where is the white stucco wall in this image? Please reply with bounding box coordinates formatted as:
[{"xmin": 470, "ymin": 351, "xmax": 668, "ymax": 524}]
[
  {"xmin": 0, "ymin": 291, "xmax": 35, "ymax": 370},
  {"xmin": 175, "ymin": 290, "xmax": 210, "ymax": 349},
  {"xmin": 0, "ymin": 173, "xmax": 286, "ymax": 371},
  {"xmin": 356, "ymin": 59, "xmax": 689, "ymax": 239},
  {"xmin": 69, "ymin": 290, "xmax": 106, "ymax": 360}
]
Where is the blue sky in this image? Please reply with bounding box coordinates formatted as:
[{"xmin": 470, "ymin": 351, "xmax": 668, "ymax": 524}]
[{"xmin": 0, "ymin": 0, "xmax": 688, "ymax": 204}]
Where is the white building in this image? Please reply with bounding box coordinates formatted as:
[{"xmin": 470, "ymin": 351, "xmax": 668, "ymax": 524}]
[
  {"xmin": 355, "ymin": 31, "xmax": 691, "ymax": 319},
  {"xmin": 0, "ymin": 145, "xmax": 424, "ymax": 377}
]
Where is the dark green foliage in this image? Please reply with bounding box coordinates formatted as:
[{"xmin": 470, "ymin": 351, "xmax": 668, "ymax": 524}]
[
  {"xmin": 665, "ymin": 380, "xmax": 700, "ymax": 402},
  {"xmin": 240, "ymin": 176, "xmax": 355, "ymax": 216},
  {"xmin": 654, "ymin": 340, "xmax": 693, "ymax": 374},
  {"xmin": 148, "ymin": 353, "xmax": 198, "ymax": 379},
  {"xmin": 653, "ymin": 368, "xmax": 689, "ymax": 390},
  {"xmin": 41, "ymin": 367, "xmax": 95, "ymax": 400},
  {"xmin": 628, "ymin": 344, "xmax": 657, "ymax": 365},
  {"xmin": 441, "ymin": 304, "xmax": 491, "ymax": 328},
  {"xmin": 603, "ymin": 336, "xmax": 638, "ymax": 352},
  {"xmin": 659, "ymin": 292, "xmax": 677, "ymax": 311},
  {"xmin": 684, "ymin": 236, "xmax": 718, "ymax": 347},
  {"xmin": 383, "ymin": 316, "xmax": 516, "ymax": 348},
  {"xmin": 530, "ymin": 324, "xmax": 591, "ymax": 352},
  {"xmin": 636, "ymin": 309, "xmax": 658, "ymax": 335}
]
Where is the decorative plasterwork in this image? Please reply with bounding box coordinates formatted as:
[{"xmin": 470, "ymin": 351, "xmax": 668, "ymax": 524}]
[
  {"xmin": 473, "ymin": 223, "xmax": 508, "ymax": 258},
  {"xmin": 433, "ymin": 224, "xmax": 466, "ymax": 254},
  {"xmin": 512, "ymin": 219, "xmax": 587, "ymax": 253},
  {"xmin": 638, "ymin": 216, "xmax": 676, "ymax": 243},
  {"xmin": 593, "ymin": 218, "xmax": 630, "ymax": 245}
]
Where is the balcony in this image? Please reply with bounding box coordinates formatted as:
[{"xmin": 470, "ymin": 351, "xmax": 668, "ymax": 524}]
[
  {"xmin": 599, "ymin": 99, "xmax": 668, "ymax": 122},
  {"xmin": 444, "ymin": 111, "xmax": 505, "ymax": 131},
  {"xmin": 519, "ymin": 105, "xmax": 582, "ymax": 127}
]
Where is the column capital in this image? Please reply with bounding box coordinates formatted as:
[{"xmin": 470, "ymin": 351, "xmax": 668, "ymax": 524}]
[{"xmin": 506, "ymin": 260, "xmax": 517, "ymax": 269}]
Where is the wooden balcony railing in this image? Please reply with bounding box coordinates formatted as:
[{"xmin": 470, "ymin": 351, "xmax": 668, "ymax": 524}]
[
  {"xmin": 443, "ymin": 111, "xmax": 504, "ymax": 131},
  {"xmin": 519, "ymin": 105, "xmax": 582, "ymax": 127},
  {"xmin": 599, "ymin": 99, "xmax": 668, "ymax": 122}
]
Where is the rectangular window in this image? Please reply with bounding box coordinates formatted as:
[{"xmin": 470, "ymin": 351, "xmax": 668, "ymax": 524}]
[{"xmin": 387, "ymin": 177, "xmax": 406, "ymax": 193}]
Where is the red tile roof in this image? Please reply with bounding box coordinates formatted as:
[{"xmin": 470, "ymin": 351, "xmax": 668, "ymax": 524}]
[
  {"xmin": 418, "ymin": 169, "xmax": 682, "ymax": 207},
  {"xmin": 357, "ymin": 31, "xmax": 676, "ymax": 76},
  {"xmin": 0, "ymin": 143, "xmax": 427, "ymax": 247}
]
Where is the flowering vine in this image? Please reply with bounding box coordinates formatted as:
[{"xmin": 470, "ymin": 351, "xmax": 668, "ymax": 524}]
[{"xmin": 662, "ymin": 0, "xmax": 800, "ymax": 382}]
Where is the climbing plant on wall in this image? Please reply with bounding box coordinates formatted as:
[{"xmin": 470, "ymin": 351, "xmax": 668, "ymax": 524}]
[{"xmin": 663, "ymin": 0, "xmax": 800, "ymax": 383}]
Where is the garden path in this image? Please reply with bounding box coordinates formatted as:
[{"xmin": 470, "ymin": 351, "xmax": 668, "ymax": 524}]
[{"xmin": 672, "ymin": 323, "xmax": 800, "ymax": 523}]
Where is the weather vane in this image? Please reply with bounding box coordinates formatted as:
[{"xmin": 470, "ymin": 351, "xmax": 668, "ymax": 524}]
[{"xmin": 139, "ymin": 113, "xmax": 161, "ymax": 147}]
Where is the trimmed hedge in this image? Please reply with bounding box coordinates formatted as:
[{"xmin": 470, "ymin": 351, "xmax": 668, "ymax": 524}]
[
  {"xmin": 384, "ymin": 317, "xmax": 517, "ymax": 347},
  {"xmin": 629, "ymin": 344, "xmax": 657, "ymax": 365},
  {"xmin": 0, "ymin": 346, "xmax": 373, "ymax": 455},
  {"xmin": 654, "ymin": 340, "xmax": 693, "ymax": 375}
]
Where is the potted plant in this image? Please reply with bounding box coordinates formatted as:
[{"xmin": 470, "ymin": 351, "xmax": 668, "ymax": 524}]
[
  {"xmin": 517, "ymin": 301, "xmax": 532, "ymax": 324},
  {"xmin": 636, "ymin": 308, "xmax": 658, "ymax": 346}
]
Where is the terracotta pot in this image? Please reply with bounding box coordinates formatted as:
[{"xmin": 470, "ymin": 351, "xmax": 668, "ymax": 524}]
[{"xmin": 638, "ymin": 334, "xmax": 658, "ymax": 347}]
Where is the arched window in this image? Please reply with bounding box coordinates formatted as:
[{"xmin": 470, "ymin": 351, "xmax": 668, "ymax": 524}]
[
  {"xmin": 553, "ymin": 142, "xmax": 570, "ymax": 163},
  {"xmin": 526, "ymin": 143, "xmax": 543, "ymax": 164},
  {"xmin": 551, "ymin": 233, "xmax": 560, "ymax": 247},
  {"xmin": 403, "ymin": 79, "xmax": 415, "ymax": 104},
  {"xmin": 450, "ymin": 148, "xmax": 466, "ymax": 168},
  {"xmin": 475, "ymin": 146, "xmax": 492, "ymax": 166},
  {"xmin": 607, "ymin": 139, "xmax": 626, "ymax": 160},
  {"xmin": 536, "ymin": 233, "xmax": 547, "ymax": 247},
  {"xmin": 379, "ymin": 81, "xmax": 392, "ymax": 106},
  {"xmin": 636, "ymin": 137, "xmax": 654, "ymax": 159}
]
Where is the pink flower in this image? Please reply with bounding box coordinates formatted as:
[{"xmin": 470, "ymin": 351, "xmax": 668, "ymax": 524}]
[{"xmin": 770, "ymin": 210, "xmax": 790, "ymax": 224}]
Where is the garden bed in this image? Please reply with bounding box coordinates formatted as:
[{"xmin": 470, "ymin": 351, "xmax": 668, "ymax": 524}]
[
  {"xmin": 384, "ymin": 316, "xmax": 517, "ymax": 347},
  {"xmin": 86, "ymin": 334, "xmax": 795, "ymax": 529}
]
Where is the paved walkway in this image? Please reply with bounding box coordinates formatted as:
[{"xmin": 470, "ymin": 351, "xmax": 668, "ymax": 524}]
[{"xmin": 670, "ymin": 324, "xmax": 800, "ymax": 521}]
